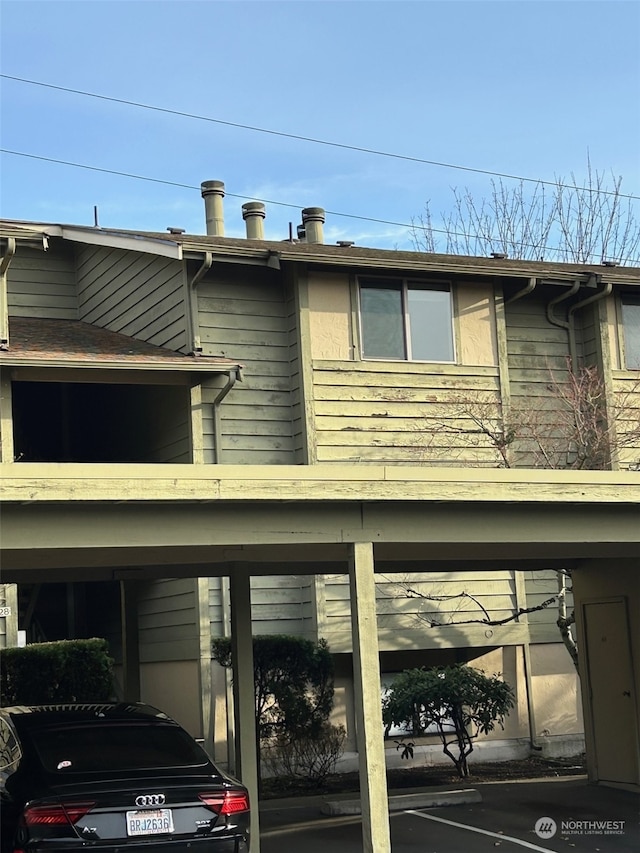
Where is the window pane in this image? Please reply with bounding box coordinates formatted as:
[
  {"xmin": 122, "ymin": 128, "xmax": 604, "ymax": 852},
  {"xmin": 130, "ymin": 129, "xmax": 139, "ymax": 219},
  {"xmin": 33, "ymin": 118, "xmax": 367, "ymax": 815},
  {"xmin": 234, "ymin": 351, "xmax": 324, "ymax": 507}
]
[
  {"xmin": 360, "ymin": 285, "xmax": 405, "ymax": 358},
  {"xmin": 407, "ymin": 286, "xmax": 454, "ymax": 361},
  {"xmin": 29, "ymin": 723, "xmax": 208, "ymax": 773},
  {"xmin": 622, "ymin": 298, "xmax": 640, "ymax": 369}
]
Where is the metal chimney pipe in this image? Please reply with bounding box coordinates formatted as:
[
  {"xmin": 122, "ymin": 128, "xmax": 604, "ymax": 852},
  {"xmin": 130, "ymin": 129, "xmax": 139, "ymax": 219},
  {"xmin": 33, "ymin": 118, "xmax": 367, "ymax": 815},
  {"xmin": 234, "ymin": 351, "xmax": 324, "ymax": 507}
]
[
  {"xmin": 301, "ymin": 207, "xmax": 325, "ymax": 244},
  {"xmin": 242, "ymin": 202, "xmax": 266, "ymax": 240},
  {"xmin": 201, "ymin": 180, "xmax": 225, "ymax": 236}
]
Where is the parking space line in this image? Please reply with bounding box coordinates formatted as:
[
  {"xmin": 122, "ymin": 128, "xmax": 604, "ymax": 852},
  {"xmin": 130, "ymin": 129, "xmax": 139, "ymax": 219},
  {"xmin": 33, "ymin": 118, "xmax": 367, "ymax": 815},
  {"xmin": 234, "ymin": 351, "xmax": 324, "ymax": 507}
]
[{"xmin": 405, "ymin": 810, "xmax": 556, "ymax": 852}]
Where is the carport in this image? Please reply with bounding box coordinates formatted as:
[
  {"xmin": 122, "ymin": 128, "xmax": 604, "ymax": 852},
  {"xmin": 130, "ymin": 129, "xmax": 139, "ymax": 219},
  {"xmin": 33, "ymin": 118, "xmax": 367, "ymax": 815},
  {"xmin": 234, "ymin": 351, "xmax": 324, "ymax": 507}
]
[{"xmin": 2, "ymin": 463, "xmax": 639, "ymax": 853}]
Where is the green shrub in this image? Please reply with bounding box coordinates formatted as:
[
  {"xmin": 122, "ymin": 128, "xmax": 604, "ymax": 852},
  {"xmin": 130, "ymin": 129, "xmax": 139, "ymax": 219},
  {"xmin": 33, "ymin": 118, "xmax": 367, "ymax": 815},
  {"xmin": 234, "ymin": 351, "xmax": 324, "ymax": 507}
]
[
  {"xmin": 211, "ymin": 635, "xmax": 334, "ymax": 742},
  {"xmin": 0, "ymin": 638, "xmax": 114, "ymax": 705},
  {"xmin": 382, "ymin": 664, "xmax": 515, "ymax": 778}
]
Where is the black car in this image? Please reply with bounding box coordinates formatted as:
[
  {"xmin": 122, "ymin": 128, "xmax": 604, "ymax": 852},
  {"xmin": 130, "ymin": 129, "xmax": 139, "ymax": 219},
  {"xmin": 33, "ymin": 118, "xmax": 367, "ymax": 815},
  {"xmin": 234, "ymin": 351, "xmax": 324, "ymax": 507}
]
[{"xmin": 0, "ymin": 703, "xmax": 250, "ymax": 852}]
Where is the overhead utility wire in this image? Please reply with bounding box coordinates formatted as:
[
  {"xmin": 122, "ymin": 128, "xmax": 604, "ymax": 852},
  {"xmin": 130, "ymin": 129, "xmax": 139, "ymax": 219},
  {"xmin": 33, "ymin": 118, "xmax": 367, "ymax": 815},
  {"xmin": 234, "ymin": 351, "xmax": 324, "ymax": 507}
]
[
  {"xmin": 2, "ymin": 73, "xmax": 638, "ymax": 202},
  {"xmin": 2, "ymin": 148, "xmax": 636, "ymax": 264}
]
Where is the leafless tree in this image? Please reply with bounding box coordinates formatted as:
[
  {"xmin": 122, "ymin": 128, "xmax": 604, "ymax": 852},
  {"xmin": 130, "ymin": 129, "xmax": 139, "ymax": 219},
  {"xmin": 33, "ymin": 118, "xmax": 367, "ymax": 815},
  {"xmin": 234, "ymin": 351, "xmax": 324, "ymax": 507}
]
[
  {"xmin": 394, "ymin": 363, "xmax": 640, "ymax": 671},
  {"xmin": 411, "ymin": 158, "xmax": 640, "ymax": 265},
  {"xmin": 418, "ymin": 362, "xmax": 640, "ymax": 471}
]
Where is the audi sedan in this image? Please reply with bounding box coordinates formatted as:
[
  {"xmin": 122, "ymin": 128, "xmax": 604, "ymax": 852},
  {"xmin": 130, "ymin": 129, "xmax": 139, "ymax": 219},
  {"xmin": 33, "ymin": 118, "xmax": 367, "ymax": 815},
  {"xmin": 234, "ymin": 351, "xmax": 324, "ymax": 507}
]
[{"xmin": 0, "ymin": 703, "xmax": 250, "ymax": 852}]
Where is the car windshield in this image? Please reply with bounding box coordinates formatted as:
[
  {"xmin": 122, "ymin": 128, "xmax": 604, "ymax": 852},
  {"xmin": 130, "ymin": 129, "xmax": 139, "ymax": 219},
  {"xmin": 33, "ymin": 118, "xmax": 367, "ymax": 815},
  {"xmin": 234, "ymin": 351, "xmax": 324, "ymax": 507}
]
[{"xmin": 28, "ymin": 722, "xmax": 209, "ymax": 773}]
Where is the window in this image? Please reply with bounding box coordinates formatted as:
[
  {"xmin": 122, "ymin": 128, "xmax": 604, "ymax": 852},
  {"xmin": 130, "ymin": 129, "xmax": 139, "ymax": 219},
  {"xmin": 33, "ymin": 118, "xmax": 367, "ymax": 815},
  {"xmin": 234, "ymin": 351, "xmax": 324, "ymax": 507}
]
[
  {"xmin": 621, "ymin": 296, "xmax": 640, "ymax": 369},
  {"xmin": 28, "ymin": 723, "xmax": 208, "ymax": 773},
  {"xmin": 359, "ymin": 278, "xmax": 455, "ymax": 362}
]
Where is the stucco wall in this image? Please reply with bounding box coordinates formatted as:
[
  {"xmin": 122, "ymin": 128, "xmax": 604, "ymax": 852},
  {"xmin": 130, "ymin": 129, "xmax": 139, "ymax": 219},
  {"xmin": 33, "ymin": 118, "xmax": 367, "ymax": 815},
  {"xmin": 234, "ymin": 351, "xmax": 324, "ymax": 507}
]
[
  {"xmin": 307, "ymin": 273, "xmax": 497, "ymax": 366},
  {"xmin": 140, "ymin": 659, "xmax": 201, "ymax": 737},
  {"xmin": 529, "ymin": 643, "xmax": 583, "ymax": 736},
  {"xmin": 456, "ymin": 284, "xmax": 498, "ymax": 366},
  {"xmin": 332, "ymin": 644, "xmax": 580, "ymax": 766},
  {"xmin": 308, "ymin": 271, "xmax": 352, "ymax": 360}
]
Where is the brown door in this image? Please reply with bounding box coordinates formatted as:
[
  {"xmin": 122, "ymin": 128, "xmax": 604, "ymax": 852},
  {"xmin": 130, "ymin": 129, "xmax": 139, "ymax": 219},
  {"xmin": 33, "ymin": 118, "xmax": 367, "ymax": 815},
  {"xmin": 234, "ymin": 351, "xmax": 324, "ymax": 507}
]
[{"xmin": 583, "ymin": 600, "xmax": 638, "ymax": 784}]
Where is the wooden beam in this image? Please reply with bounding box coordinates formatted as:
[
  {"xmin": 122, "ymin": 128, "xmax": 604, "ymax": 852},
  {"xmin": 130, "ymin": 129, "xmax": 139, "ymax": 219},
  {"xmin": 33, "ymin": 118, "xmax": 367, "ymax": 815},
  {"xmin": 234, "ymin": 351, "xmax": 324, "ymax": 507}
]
[
  {"xmin": 349, "ymin": 542, "xmax": 391, "ymax": 853},
  {"xmin": 120, "ymin": 580, "xmax": 141, "ymax": 701},
  {"xmin": 229, "ymin": 567, "xmax": 259, "ymax": 853}
]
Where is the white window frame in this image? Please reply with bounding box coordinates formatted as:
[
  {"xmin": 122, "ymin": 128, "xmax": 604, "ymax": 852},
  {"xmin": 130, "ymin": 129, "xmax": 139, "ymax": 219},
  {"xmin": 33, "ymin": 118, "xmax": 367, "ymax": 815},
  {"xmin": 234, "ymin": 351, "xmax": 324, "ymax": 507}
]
[
  {"xmin": 357, "ymin": 276, "xmax": 456, "ymax": 363},
  {"xmin": 620, "ymin": 293, "xmax": 640, "ymax": 370}
]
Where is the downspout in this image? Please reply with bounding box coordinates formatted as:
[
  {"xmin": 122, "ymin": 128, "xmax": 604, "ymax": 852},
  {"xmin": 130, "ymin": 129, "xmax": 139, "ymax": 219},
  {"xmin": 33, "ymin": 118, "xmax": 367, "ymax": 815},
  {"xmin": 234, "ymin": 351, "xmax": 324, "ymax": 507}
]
[
  {"xmin": 505, "ymin": 276, "xmax": 536, "ymax": 305},
  {"xmin": 187, "ymin": 250, "xmax": 242, "ymax": 459},
  {"xmin": 188, "ymin": 251, "xmax": 212, "ymax": 353},
  {"xmin": 567, "ymin": 279, "xmax": 612, "ymax": 337},
  {"xmin": 212, "ymin": 369, "xmax": 239, "ymax": 464},
  {"xmin": 546, "ymin": 280, "xmax": 581, "ymax": 367},
  {"xmin": 1, "ymin": 237, "xmax": 16, "ymax": 349},
  {"xmin": 546, "ymin": 278, "xmax": 612, "ymax": 370},
  {"xmin": 187, "ymin": 249, "xmax": 236, "ymax": 768}
]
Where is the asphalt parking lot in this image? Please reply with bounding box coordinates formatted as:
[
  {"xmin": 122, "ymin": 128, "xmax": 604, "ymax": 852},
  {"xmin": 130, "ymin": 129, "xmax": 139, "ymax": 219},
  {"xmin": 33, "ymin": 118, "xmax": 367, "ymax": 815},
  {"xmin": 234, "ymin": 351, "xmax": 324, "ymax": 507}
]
[{"xmin": 260, "ymin": 777, "xmax": 640, "ymax": 852}]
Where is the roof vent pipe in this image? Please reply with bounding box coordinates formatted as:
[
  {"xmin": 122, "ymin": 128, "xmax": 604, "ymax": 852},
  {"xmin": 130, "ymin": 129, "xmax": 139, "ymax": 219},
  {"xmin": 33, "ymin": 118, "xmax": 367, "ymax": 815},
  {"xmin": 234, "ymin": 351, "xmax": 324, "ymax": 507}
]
[
  {"xmin": 301, "ymin": 207, "xmax": 325, "ymax": 244},
  {"xmin": 242, "ymin": 202, "xmax": 266, "ymax": 240},
  {"xmin": 201, "ymin": 180, "xmax": 225, "ymax": 236}
]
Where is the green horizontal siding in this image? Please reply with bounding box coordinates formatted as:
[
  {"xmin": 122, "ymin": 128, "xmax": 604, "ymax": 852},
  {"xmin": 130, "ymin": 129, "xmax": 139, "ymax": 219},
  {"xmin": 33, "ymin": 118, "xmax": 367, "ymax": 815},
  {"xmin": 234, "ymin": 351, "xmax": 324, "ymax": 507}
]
[{"xmin": 7, "ymin": 247, "xmax": 77, "ymax": 319}]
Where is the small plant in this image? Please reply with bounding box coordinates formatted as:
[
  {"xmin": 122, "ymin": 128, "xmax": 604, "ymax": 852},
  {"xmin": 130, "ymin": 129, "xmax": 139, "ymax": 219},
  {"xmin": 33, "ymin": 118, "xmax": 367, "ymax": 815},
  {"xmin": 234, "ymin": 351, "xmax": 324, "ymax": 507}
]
[
  {"xmin": 262, "ymin": 723, "xmax": 346, "ymax": 788},
  {"xmin": 382, "ymin": 664, "xmax": 515, "ymax": 778}
]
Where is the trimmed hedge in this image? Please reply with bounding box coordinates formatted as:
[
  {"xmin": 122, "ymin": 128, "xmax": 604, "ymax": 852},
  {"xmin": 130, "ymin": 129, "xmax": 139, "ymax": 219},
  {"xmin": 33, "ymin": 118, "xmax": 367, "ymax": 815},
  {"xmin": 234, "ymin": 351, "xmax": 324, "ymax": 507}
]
[{"xmin": 0, "ymin": 638, "xmax": 115, "ymax": 705}]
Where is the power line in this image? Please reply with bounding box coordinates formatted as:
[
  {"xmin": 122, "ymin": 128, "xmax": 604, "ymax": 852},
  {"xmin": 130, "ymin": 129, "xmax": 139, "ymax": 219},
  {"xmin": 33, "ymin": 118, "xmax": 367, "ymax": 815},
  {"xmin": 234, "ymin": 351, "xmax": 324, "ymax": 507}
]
[
  {"xmin": 1, "ymin": 148, "xmax": 638, "ymax": 265},
  {"xmin": 2, "ymin": 73, "xmax": 638, "ymax": 202},
  {"xmin": 0, "ymin": 148, "xmax": 410, "ymax": 223}
]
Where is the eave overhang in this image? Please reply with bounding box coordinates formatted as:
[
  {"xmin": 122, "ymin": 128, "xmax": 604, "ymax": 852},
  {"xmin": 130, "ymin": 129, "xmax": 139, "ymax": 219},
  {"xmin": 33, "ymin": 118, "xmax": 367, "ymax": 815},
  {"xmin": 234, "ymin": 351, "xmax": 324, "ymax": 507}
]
[
  {"xmin": 2, "ymin": 220, "xmax": 639, "ymax": 285},
  {"xmin": 1, "ymin": 317, "xmax": 242, "ymax": 376},
  {"xmin": 1, "ymin": 223, "xmax": 183, "ymax": 259}
]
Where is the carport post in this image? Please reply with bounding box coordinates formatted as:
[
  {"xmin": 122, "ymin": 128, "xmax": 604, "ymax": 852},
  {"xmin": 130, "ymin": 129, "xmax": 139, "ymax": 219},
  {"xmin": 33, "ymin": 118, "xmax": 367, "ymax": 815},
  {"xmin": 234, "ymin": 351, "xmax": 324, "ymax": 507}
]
[
  {"xmin": 119, "ymin": 580, "xmax": 141, "ymax": 701},
  {"xmin": 349, "ymin": 541, "xmax": 391, "ymax": 853},
  {"xmin": 229, "ymin": 566, "xmax": 260, "ymax": 852}
]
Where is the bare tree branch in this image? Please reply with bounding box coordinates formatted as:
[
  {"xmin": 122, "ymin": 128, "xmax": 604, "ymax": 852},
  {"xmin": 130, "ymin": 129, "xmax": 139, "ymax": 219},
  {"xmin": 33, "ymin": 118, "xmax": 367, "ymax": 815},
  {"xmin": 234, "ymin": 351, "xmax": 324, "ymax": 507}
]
[{"xmin": 410, "ymin": 161, "xmax": 640, "ymax": 265}]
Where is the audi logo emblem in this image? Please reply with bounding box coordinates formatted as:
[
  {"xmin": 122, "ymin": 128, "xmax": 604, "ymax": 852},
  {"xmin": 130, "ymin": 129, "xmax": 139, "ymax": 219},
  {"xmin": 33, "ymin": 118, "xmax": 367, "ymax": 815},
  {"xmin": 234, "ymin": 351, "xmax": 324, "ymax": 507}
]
[{"xmin": 135, "ymin": 794, "xmax": 166, "ymax": 807}]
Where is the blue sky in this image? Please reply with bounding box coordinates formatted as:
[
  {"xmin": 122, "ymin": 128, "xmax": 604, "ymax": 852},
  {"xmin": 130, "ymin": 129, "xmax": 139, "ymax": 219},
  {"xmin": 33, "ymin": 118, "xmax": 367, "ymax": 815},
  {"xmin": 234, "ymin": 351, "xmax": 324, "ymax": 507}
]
[{"xmin": 1, "ymin": 0, "xmax": 639, "ymax": 251}]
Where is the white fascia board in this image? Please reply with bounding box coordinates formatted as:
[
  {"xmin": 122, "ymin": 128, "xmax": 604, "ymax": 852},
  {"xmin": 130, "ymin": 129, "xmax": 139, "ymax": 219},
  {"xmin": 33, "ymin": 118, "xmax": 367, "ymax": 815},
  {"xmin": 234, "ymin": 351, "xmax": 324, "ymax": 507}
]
[{"xmin": 60, "ymin": 227, "xmax": 183, "ymax": 260}]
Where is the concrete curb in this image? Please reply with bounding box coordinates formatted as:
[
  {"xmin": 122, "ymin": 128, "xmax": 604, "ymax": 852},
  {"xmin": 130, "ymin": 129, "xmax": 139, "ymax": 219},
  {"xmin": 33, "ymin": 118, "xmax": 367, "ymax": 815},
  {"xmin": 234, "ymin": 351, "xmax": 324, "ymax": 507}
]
[{"xmin": 321, "ymin": 787, "xmax": 482, "ymax": 816}]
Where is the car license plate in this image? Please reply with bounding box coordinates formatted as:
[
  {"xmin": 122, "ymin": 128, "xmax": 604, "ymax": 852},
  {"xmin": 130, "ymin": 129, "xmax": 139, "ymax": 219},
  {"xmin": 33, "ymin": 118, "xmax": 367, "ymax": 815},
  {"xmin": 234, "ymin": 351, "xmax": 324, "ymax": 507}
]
[{"xmin": 126, "ymin": 808, "xmax": 174, "ymax": 836}]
